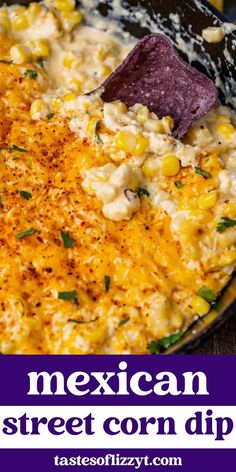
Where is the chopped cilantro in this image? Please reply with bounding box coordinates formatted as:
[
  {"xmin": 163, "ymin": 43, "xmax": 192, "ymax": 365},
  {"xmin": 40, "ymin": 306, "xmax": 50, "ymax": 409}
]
[
  {"xmin": 12, "ymin": 145, "xmax": 28, "ymax": 152},
  {"xmin": 24, "ymin": 69, "xmax": 38, "ymax": 79},
  {"xmin": 37, "ymin": 57, "xmax": 45, "ymax": 68},
  {"xmin": 68, "ymin": 317, "xmax": 98, "ymax": 324},
  {"xmin": 0, "ymin": 144, "xmax": 28, "ymax": 152},
  {"xmin": 58, "ymin": 290, "xmax": 77, "ymax": 300},
  {"xmin": 94, "ymin": 121, "xmax": 103, "ymax": 144},
  {"xmin": 68, "ymin": 319, "xmax": 84, "ymax": 324},
  {"xmin": 217, "ymin": 217, "xmax": 236, "ymax": 233},
  {"xmin": 19, "ymin": 190, "xmax": 32, "ymax": 200},
  {"xmin": 137, "ymin": 187, "xmax": 150, "ymax": 197},
  {"xmin": 16, "ymin": 227, "xmax": 36, "ymax": 239},
  {"xmin": 61, "ymin": 230, "xmax": 75, "ymax": 249},
  {"xmin": 46, "ymin": 113, "xmax": 54, "ymax": 119},
  {"xmin": 197, "ymin": 285, "xmax": 217, "ymax": 303},
  {"xmin": 118, "ymin": 317, "xmax": 130, "ymax": 327},
  {"xmin": 195, "ymin": 166, "xmax": 212, "ymax": 179},
  {"xmin": 0, "ymin": 60, "xmax": 12, "ymax": 64},
  {"xmin": 104, "ymin": 275, "xmax": 110, "ymax": 293},
  {"xmin": 174, "ymin": 181, "xmax": 184, "ymax": 189},
  {"xmin": 147, "ymin": 332, "xmax": 183, "ymax": 354}
]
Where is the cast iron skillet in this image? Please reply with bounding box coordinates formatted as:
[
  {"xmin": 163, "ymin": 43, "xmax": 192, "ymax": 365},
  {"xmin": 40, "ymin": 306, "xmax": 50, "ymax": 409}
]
[{"xmin": 4, "ymin": 0, "xmax": 236, "ymax": 353}]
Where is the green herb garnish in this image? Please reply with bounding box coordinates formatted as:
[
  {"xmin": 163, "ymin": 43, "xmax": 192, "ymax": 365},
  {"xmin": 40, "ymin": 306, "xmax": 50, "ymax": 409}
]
[
  {"xmin": 16, "ymin": 227, "xmax": 36, "ymax": 239},
  {"xmin": 195, "ymin": 166, "xmax": 212, "ymax": 179},
  {"xmin": 174, "ymin": 181, "xmax": 184, "ymax": 189},
  {"xmin": 19, "ymin": 190, "xmax": 32, "ymax": 200},
  {"xmin": 68, "ymin": 319, "xmax": 84, "ymax": 324},
  {"xmin": 147, "ymin": 332, "xmax": 183, "ymax": 354},
  {"xmin": 12, "ymin": 144, "xmax": 28, "ymax": 152},
  {"xmin": 137, "ymin": 187, "xmax": 150, "ymax": 197},
  {"xmin": 197, "ymin": 285, "xmax": 217, "ymax": 303},
  {"xmin": 104, "ymin": 275, "xmax": 110, "ymax": 293},
  {"xmin": 118, "ymin": 317, "xmax": 130, "ymax": 327},
  {"xmin": 217, "ymin": 217, "xmax": 236, "ymax": 233},
  {"xmin": 37, "ymin": 57, "xmax": 45, "ymax": 68},
  {"xmin": 0, "ymin": 144, "xmax": 28, "ymax": 152},
  {"xmin": 24, "ymin": 69, "xmax": 38, "ymax": 79},
  {"xmin": 61, "ymin": 230, "xmax": 75, "ymax": 249},
  {"xmin": 94, "ymin": 121, "xmax": 103, "ymax": 144},
  {"xmin": 68, "ymin": 317, "xmax": 98, "ymax": 324},
  {"xmin": 0, "ymin": 60, "xmax": 13, "ymax": 64},
  {"xmin": 46, "ymin": 113, "xmax": 54, "ymax": 119},
  {"xmin": 58, "ymin": 290, "xmax": 77, "ymax": 301}
]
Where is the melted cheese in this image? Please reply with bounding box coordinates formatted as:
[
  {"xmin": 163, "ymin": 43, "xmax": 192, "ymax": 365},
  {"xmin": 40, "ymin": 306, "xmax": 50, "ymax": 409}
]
[{"xmin": 0, "ymin": 2, "xmax": 235, "ymax": 354}]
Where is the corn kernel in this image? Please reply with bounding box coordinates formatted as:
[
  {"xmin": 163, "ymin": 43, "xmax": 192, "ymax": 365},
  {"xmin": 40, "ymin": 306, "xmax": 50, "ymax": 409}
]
[
  {"xmin": 30, "ymin": 99, "xmax": 49, "ymax": 120},
  {"xmin": 222, "ymin": 202, "xmax": 236, "ymax": 217},
  {"xmin": 142, "ymin": 157, "xmax": 159, "ymax": 178},
  {"xmin": 12, "ymin": 14, "xmax": 29, "ymax": 31},
  {"xmin": 15, "ymin": 6, "xmax": 26, "ymax": 14},
  {"xmin": 63, "ymin": 92, "xmax": 77, "ymax": 101},
  {"xmin": 178, "ymin": 197, "xmax": 198, "ymax": 210},
  {"xmin": 133, "ymin": 135, "xmax": 149, "ymax": 157},
  {"xmin": 114, "ymin": 130, "xmax": 137, "ymax": 153},
  {"xmin": 202, "ymin": 26, "xmax": 224, "ymax": 43},
  {"xmin": 137, "ymin": 106, "xmax": 149, "ymax": 123},
  {"xmin": 10, "ymin": 44, "xmax": 31, "ymax": 64},
  {"xmin": 192, "ymin": 295, "xmax": 210, "ymax": 316},
  {"xmin": 217, "ymin": 114, "xmax": 230, "ymax": 123},
  {"xmin": 160, "ymin": 156, "xmax": 180, "ymax": 177},
  {"xmin": 31, "ymin": 39, "xmax": 50, "ymax": 58},
  {"xmin": 114, "ymin": 101, "xmax": 127, "ymax": 113},
  {"xmin": 210, "ymin": 0, "xmax": 223, "ymax": 11},
  {"xmin": 54, "ymin": 0, "xmax": 75, "ymax": 12},
  {"xmin": 96, "ymin": 46, "xmax": 109, "ymax": 62},
  {"xmin": 31, "ymin": 99, "xmax": 43, "ymax": 114},
  {"xmin": 145, "ymin": 119, "xmax": 165, "ymax": 133},
  {"xmin": 69, "ymin": 79, "xmax": 81, "ymax": 92},
  {"xmin": 101, "ymin": 65, "xmax": 112, "ymax": 78},
  {"xmin": 129, "ymin": 176, "xmax": 139, "ymax": 191},
  {"xmin": 219, "ymin": 250, "xmax": 236, "ymax": 267},
  {"xmin": 63, "ymin": 10, "xmax": 83, "ymax": 27},
  {"xmin": 189, "ymin": 210, "xmax": 211, "ymax": 223},
  {"xmin": 180, "ymin": 219, "xmax": 197, "ymax": 237},
  {"xmin": 0, "ymin": 9, "xmax": 8, "ymax": 17},
  {"xmin": 27, "ymin": 2, "xmax": 42, "ymax": 21},
  {"xmin": 162, "ymin": 116, "xmax": 174, "ymax": 133},
  {"xmin": 63, "ymin": 54, "xmax": 76, "ymax": 68},
  {"xmin": 0, "ymin": 17, "xmax": 11, "ymax": 32},
  {"xmin": 216, "ymin": 123, "xmax": 235, "ymax": 140},
  {"xmin": 52, "ymin": 100, "xmax": 61, "ymax": 112},
  {"xmin": 198, "ymin": 190, "xmax": 218, "ymax": 210},
  {"xmin": 87, "ymin": 118, "xmax": 97, "ymax": 139}
]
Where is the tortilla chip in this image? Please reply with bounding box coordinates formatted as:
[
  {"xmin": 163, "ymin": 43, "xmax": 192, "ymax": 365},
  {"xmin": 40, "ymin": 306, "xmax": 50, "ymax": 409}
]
[{"xmin": 101, "ymin": 34, "xmax": 218, "ymax": 138}]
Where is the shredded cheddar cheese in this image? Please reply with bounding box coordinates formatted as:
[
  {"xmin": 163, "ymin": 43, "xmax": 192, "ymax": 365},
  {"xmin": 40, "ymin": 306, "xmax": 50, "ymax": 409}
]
[{"xmin": 0, "ymin": 2, "xmax": 235, "ymax": 354}]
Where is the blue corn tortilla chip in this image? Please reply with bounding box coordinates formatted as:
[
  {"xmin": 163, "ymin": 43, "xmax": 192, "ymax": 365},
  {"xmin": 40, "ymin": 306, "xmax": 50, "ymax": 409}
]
[{"xmin": 101, "ymin": 34, "xmax": 218, "ymax": 138}]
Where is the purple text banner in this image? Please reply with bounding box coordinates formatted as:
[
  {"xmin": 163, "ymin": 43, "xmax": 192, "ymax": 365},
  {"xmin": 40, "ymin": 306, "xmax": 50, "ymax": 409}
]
[
  {"xmin": 0, "ymin": 355, "xmax": 234, "ymax": 406},
  {"xmin": 0, "ymin": 448, "xmax": 235, "ymax": 472}
]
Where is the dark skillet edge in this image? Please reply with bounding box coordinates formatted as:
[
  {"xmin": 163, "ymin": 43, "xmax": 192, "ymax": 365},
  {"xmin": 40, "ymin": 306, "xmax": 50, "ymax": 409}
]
[
  {"xmin": 201, "ymin": 0, "xmax": 236, "ymax": 24},
  {"xmin": 164, "ymin": 274, "xmax": 236, "ymax": 354},
  {"xmin": 166, "ymin": 0, "xmax": 236, "ymax": 353},
  {"xmin": 169, "ymin": 296, "xmax": 236, "ymax": 354}
]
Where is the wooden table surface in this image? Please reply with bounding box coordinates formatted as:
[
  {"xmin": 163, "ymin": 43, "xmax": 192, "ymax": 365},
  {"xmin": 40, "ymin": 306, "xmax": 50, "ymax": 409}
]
[{"xmin": 194, "ymin": 315, "xmax": 236, "ymax": 354}]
